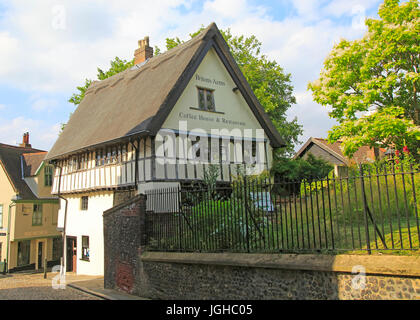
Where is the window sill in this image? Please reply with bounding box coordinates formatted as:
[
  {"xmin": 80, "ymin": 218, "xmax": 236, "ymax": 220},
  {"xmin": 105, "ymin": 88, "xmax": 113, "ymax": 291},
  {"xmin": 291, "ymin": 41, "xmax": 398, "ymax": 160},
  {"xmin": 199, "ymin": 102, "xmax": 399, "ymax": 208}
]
[{"xmin": 189, "ymin": 107, "xmax": 225, "ymax": 115}]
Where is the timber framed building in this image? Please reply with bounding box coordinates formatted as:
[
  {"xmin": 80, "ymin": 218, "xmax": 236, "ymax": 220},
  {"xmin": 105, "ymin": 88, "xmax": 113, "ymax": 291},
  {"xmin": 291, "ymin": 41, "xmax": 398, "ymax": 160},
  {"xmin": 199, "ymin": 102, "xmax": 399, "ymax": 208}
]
[{"xmin": 46, "ymin": 23, "xmax": 285, "ymax": 275}]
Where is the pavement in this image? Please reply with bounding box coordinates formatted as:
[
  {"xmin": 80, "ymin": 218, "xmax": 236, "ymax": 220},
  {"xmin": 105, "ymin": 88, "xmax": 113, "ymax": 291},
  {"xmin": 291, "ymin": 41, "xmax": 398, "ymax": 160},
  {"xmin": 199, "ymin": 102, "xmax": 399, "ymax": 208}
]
[
  {"xmin": 67, "ymin": 277, "xmax": 149, "ymax": 300},
  {"xmin": 0, "ymin": 272, "xmax": 102, "ymax": 300},
  {"xmin": 0, "ymin": 271, "xmax": 149, "ymax": 300}
]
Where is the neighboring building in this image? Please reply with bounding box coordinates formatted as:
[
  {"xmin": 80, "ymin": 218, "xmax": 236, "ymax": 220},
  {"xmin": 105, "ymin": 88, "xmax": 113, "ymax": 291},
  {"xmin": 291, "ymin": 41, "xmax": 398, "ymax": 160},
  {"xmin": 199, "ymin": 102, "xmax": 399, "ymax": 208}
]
[
  {"xmin": 294, "ymin": 137, "xmax": 385, "ymax": 176},
  {"xmin": 0, "ymin": 133, "xmax": 61, "ymax": 272},
  {"xmin": 45, "ymin": 23, "xmax": 285, "ymax": 275}
]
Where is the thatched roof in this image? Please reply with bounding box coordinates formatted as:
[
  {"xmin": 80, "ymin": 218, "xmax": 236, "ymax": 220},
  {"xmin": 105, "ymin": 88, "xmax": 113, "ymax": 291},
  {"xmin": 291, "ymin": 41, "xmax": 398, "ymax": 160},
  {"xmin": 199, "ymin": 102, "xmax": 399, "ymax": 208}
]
[{"xmin": 46, "ymin": 23, "xmax": 284, "ymax": 161}]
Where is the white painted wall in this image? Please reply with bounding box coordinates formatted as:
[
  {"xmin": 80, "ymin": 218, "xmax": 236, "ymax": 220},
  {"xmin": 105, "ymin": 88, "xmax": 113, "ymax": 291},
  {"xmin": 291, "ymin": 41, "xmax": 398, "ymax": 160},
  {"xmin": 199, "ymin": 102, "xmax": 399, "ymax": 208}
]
[{"xmin": 57, "ymin": 191, "xmax": 114, "ymax": 275}]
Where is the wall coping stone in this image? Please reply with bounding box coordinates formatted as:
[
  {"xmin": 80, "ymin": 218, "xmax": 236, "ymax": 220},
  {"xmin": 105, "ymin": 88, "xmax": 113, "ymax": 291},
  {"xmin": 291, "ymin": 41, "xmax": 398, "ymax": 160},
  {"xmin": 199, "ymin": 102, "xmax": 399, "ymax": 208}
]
[
  {"xmin": 141, "ymin": 252, "xmax": 420, "ymax": 277},
  {"xmin": 103, "ymin": 194, "xmax": 144, "ymax": 217}
]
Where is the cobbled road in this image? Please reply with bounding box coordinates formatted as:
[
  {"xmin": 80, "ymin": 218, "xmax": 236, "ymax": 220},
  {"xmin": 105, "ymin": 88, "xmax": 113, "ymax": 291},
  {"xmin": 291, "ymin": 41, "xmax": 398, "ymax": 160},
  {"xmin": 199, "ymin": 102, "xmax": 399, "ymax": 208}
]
[{"xmin": 0, "ymin": 272, "xmax": 102, "ymax": 300}]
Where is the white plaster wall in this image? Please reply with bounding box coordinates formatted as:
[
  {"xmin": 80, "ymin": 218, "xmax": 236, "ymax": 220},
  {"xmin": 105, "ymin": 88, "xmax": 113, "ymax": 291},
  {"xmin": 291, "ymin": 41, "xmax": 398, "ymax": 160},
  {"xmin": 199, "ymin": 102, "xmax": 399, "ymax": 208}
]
[
  {"xmin": 57, "ymin": 191, "xmax": 114, "ymax": 275},
  {"xmin": 138, "ymin": 182, "xmax": 180, "ymax": 212}
]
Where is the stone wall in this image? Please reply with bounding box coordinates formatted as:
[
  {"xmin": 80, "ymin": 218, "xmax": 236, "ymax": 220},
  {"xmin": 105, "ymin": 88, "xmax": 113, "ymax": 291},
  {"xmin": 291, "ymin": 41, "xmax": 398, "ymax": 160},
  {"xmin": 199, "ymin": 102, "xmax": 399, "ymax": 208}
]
[
  {"xmin": 137, "ymin": 252, "xmax": 420, "ymax": 300},
  {"xmin": 103, "ymin": 195, "xmax": 420, "ymax": 300}
]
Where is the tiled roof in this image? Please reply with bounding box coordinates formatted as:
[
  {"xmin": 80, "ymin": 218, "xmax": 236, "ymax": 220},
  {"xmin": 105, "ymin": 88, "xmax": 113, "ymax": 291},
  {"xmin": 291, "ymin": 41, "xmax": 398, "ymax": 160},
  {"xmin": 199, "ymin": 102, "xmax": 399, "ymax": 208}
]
[
  {"xmin": 22, "ymin": 152, "xmax": 47, "ymax": 177},
  {"xmin": 0, "ymin": 143, "xmax": 45, "ymax": 200},
  {"xmin": 295, "ymin": 137, "xmax": 385, "ymax": 165}
]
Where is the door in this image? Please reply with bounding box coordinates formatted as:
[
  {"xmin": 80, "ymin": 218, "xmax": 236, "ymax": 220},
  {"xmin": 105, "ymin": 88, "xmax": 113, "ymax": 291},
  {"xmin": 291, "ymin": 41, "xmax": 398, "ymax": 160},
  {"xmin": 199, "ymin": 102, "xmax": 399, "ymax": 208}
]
[
  {"xmin": 37, "ymin": 242, "xmax": 43, "ymax": 269},
  {"xmin": 66, "ymin": 237, "xmax": 77, "ymax": 272}
]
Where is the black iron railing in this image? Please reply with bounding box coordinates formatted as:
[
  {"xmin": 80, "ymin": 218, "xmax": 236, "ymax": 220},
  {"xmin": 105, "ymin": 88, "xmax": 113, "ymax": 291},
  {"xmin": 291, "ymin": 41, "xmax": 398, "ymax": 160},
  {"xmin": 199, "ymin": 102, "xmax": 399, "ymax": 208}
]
[{"xmin": 144, "ymin": 164, "xmax": 420, "ymax": 254}]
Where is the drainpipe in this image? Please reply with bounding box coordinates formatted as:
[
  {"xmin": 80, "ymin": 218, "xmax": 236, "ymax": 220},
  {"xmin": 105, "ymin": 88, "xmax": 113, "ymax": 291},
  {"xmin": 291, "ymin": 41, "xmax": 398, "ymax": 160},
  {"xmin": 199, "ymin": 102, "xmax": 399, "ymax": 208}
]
[
  {"xmin": 55, "ymin": 164, "xmax": 68, "ymax": 274},
  {"xmin": 6, "ymin": 199, "xmax": 17, "ymax": 273}
]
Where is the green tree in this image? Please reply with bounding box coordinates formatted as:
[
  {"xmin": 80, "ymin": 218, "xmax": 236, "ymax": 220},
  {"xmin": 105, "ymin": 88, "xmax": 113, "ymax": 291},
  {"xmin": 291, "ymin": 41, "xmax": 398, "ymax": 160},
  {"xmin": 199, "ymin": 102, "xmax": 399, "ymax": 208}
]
[
  {"xmin": 308, "ymin": 0, "xmax": 420, "ymax": 158},
  {"xmin": 271, "ymin": 154, "xmax": 333, "ymax": 182},
  {"xmin": 160, "ymin": 27, "xmax": 302, "ymax": 156},
  {"xmin": 64, "ymin": 57, "xmax": 134, "ymax": 131},
  {"xmin": 69, "ymin": 57, "xmax": 134, "ymax": 105}
]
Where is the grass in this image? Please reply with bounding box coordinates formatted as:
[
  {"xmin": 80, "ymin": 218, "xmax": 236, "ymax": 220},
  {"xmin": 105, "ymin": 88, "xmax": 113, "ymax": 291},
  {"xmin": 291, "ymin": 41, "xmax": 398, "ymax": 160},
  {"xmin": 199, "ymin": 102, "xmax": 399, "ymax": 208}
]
[{"xmin": 147, "ymin": 168, "xmax": 420, "ymax": 256}]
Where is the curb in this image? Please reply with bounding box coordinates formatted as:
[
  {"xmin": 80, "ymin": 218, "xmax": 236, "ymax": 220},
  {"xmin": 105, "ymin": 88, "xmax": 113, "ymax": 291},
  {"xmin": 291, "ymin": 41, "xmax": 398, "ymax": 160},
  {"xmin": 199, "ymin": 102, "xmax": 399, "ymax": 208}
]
[{"xmin": 67, "ymin": 283, "xmax": 114, "ymax": 300}]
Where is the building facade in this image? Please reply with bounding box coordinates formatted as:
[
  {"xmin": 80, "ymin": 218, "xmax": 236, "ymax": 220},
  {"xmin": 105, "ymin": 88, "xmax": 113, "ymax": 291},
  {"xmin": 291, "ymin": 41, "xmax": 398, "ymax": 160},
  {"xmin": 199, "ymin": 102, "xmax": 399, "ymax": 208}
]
[
  {"xmin": 46, "ymin": 23, "xmax": 284, "ymax": 275},
  {"xmin": 0, "ymin": 134, "xmax": 61, "ymax": 272},
  {"xmin": 294, "ymin": 137, "xmax": 386, "ymax": 177}
]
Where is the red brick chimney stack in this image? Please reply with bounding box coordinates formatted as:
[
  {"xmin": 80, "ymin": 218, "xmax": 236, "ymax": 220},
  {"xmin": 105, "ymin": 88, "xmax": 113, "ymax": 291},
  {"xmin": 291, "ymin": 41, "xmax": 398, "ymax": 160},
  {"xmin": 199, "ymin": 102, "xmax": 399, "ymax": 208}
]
[
  {"xmin": 19, "ymin": 132, "xmax": 32, "ymax": 148},
  {"xmin": 134, "ymin": 36, "xmax": 153, "ymax": 65}
]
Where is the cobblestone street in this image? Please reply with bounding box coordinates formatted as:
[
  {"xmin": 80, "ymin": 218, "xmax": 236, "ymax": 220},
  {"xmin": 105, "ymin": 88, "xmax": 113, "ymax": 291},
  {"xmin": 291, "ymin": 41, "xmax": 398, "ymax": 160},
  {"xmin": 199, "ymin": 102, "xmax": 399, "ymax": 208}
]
[{"xmin": 0, "ymin": 272, "xmax": 103, "ymax": 300}]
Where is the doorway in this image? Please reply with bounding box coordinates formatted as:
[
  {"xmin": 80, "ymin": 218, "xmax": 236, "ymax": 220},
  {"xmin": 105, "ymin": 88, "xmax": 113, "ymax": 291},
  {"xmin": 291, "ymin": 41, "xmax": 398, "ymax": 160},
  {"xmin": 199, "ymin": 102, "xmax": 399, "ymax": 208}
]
[{"xmin": 66, "ymin": 237, "xmax": 77, "ymax": 272}]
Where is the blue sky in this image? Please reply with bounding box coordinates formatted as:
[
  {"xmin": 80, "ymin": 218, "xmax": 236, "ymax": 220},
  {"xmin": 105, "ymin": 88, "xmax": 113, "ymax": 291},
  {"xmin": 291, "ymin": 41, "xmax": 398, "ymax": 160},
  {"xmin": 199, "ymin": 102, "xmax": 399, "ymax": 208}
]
[{"xmin": 0, "ymin": 0, "xmax": 383, "ymax": 151}]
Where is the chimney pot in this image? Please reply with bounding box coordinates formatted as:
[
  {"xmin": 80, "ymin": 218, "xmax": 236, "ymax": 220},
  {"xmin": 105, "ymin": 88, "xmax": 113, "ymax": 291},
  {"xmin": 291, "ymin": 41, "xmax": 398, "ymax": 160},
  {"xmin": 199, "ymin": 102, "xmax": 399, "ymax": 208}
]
[
  {"xmin": 19, "ymin": 132, "xmax": 31, "ymax": 148},
  {"xmin": 134, "ymin": 36, "xmax": 153, "ymax": 65}
]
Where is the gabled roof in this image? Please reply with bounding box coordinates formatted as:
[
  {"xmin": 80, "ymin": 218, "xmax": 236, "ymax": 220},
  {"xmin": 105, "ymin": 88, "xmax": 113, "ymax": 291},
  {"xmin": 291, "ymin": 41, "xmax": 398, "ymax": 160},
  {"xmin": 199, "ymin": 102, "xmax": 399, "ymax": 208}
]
[
  {"xmin": 46, "ymin": 22, "xmax": 285, "ymax": 161},
  {"xmin": 294, "ymin": 137, "xmax": 385, "ymax": 165},
  {"xmin": 22, "ymin": 152, "xmax": 47, "ymax": 177},
  {"xmin": 0, "ymin": 143, "xmax": 46, "ymax": 200},
  {"xmin": 294, "ymin": 138, "xmax": 348, "ymax": 165}
]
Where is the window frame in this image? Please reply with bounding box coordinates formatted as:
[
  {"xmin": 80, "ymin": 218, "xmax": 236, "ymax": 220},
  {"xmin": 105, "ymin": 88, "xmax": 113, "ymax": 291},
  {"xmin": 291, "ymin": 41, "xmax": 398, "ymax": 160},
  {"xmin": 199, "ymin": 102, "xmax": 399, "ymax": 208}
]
[
  {"xmin": 44, "ymin": 165, "xmax": 53, "ymax": 187},
  {"xmin": 197, "ymin": 87, "xmax": 215, "ymax": 112},
  {"xmin": 81, "ymin": 236, "xmax": 90, "ymax": 261},
  {"xmin": 32, "ymin": 204, "xmax": 43, "ymax": 226},
  {"xmin": 52, "ymin": 237, "xmax": 62, "ymax": 261},
  {"xmin": 80, "ymin": 196, "xmax": 88, "ymax": 211},
  {"xmin": 0, "ymin": 204, "xmax": 3, "ymax": 229},
  {"xmin": 17, "ymin": 240, "xmax": 31, "ymax": 266}
]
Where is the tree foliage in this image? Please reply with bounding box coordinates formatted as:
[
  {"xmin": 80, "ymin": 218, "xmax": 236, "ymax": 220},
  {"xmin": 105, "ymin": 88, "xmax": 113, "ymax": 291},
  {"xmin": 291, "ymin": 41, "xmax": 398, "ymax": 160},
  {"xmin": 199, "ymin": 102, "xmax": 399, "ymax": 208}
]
[
  {"xmin": 308, "ymin": 0, "xmax": 420, "ymax": 158},
  {"xmin": 68, "ymin": 56, "xmax": 134, "ymax": 106},
  {"xmin": 65, "ymin": 57, "xmax": 134, "ymax": 131},
  {"xmin": 271, "ymin": 153, "xmax": 333, "ymax": 182}
]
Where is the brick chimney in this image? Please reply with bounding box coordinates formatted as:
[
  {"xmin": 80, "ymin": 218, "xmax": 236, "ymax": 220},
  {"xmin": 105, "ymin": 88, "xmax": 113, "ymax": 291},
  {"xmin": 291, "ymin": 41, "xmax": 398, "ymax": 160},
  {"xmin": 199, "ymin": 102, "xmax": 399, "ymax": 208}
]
[
  {"xmin": 134, "ymin": 36, "xmax": 153, "ymax": 65},
  {"xmin": 19, "ymin": 132, "xmax": 32, "ymax": 148}
]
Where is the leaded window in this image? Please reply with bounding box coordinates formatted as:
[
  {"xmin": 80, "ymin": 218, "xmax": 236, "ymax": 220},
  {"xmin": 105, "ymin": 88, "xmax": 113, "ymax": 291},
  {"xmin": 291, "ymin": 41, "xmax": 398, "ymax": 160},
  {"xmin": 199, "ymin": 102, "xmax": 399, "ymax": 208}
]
[
  {"xmin": 81, "ymin": 196, "xmax": 88, "ymax": 211},
  {"xmin": 197, "ymin": 88, "xmax": 215, "ymax": 111}
]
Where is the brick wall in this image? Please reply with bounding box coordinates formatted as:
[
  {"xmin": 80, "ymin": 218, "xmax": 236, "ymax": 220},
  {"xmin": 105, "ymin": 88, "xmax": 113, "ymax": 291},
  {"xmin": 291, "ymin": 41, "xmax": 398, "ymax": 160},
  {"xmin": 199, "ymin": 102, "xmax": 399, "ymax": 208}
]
[{"xmin": 103, "ymin": 194, "xmax": 146, "ymax": 294}]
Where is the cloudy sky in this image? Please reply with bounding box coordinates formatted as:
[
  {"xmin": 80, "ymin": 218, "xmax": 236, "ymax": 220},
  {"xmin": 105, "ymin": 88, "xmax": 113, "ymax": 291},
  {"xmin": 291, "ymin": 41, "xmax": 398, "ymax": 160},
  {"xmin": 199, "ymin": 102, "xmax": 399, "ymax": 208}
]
[{"xmin": 0, "ymin": 0, "xmax": 383, "ymax": 152}]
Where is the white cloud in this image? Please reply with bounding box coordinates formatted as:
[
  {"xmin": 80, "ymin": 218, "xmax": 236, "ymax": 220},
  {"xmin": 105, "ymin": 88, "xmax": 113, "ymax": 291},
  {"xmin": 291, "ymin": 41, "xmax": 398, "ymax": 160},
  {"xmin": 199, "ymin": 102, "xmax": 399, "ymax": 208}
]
[
  {"xmin": 0, "ymin": 31, "xmax": 20, "ymax": 76},
  {"xmin": 0, "ymin": 0, "xmax": 383, "ymax": 153},
  {"xmin": 31, "ymin": 98, "xmax": 59, "ymax": 112},
  {"xmin": 323, "ymin": 0, "xmax": 380, "ymax": 18},
  {"xmin": 0, "ymin": 116, "xmax": 60, "ymax": 150},
  {"xmin": 0, "ymin": 104, "xmax": 6, "ymax": 110}
]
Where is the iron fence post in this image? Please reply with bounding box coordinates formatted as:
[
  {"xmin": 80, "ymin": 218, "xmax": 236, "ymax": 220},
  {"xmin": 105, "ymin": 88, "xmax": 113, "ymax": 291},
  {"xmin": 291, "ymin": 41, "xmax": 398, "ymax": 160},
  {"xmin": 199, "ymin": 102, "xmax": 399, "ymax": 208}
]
[
  {"xmin": 243, "ymin": 176, "xmax": 250, "ymax": 253},
  {"xmin": 359, "ymin": 165, "xmax": 371, "ymax": 254},
  {"xmin": 178, "ymin": 186, "xmax": 182, "ymax": 251}
]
